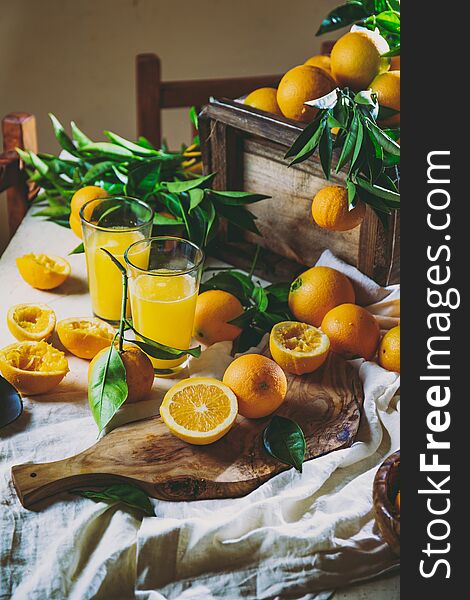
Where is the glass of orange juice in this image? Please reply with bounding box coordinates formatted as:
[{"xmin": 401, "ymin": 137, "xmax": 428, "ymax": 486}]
[
  {"xmin": 80, "ymin": 196, "xmax": 154, "ymax": 324},
  {"xmin": 124, "ymin": 237, "xmax": 204, "ymax": 375}
]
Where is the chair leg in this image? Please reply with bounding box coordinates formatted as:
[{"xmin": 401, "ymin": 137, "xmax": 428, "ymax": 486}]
[
  {"xmin": 2, "ymin": 112, "xmax": 37, "ymax": 237},
  {"xmin": 136, "ymin": 53, "xmax": 162, "ymax": 149}
]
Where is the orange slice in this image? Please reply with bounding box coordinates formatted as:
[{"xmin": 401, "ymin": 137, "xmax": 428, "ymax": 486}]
[
  {"xmin": 57, "ymin": 317, "xmax": 115, "ymax": 360},
  {"xmin": 16, "ymin": 253, "xmax": 71, "ymax": 290},
  {"xmin": 7, "ymin": 303, "xmax": 56, "ymax": 342},
  {"xmin": 269, "ymin": 320, "xmax": 330, "ymax": 375},
  {"xmin": 0, "ymin": 341, "xmax": 69, "ymax": 395},
  {"xmin": 160, "ymin": 377, "xmax": 238, "ymax": 445}
]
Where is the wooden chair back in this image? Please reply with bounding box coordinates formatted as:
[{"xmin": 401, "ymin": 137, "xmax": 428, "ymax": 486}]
[
  {"xmin": 136, "ymin": 53, "xmax": 283, "ymax": 148},
  {"xmin": 136, "ymin": 42, "xmax": 335, "ymax": 148},
  {"xmin": 0, "ymin": 113, "xmax": 38, "ymax": 239}
]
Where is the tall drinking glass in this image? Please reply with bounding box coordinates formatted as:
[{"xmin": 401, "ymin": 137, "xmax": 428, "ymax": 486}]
[
  {"xmin": 80, "ymin": 196, "xmax": 154, "ymax": 324},
  {"xmin": 125, "ymin": 237, "xmax": 204, "ymax": 375}
]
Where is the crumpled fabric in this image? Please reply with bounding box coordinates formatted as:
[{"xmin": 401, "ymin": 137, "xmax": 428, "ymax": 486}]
[{"xmin": 0, "ymin": 215, "xmax": 399, "ymax": 599}]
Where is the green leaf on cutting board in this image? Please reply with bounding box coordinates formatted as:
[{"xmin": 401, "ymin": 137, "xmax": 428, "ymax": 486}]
[
  {"xmin": 74, "ymin": 483, "xmax": 155, "ymax": 517},
  {"xmin": 263, "ymin": 415, "xmax": 306, "ymax": 473}
]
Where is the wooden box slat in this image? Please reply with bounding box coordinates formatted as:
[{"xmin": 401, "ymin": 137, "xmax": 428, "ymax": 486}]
[{"xmin": 199, "ymin": 98, "xmax": 399, "ymax": 285}]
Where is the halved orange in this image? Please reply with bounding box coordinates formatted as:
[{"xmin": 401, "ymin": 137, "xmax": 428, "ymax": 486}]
[
  {"xmin": 269, "ymin": 321, "xmax": 330, "ymax": 375},
  {"xmin": 7, "ymin": 303, "xmax": 56, "ymax": 342},
  {"xmin": 160, "ymin": 377, "xmax": 238, "ymax": 445},
  {"xmin": 57, "ymin": 317, "xmax": 115, "ymax": 359},
  {"xmin": 0, "ymin": 341, "xmax": 69, "ymax": 395},
  {"xmin": 16, "ymin": 254, "xmax": 71, "ymax": 290}
]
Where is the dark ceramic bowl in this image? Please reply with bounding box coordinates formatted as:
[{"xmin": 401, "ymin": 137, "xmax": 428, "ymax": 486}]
[{"xmin": 373, "ymin": 449, "xmax": 400, "ymax": 556}]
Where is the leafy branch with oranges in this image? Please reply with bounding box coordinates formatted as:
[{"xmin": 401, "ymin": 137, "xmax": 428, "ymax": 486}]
[{"xmin": 286, "ymin": 87, "xmax": 399, "ymax": 225}]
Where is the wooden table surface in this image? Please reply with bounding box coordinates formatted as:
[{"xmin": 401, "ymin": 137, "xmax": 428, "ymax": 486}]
[{"xmin": 0, "ymin": 211, "xmax": 399, "ymax": 599}]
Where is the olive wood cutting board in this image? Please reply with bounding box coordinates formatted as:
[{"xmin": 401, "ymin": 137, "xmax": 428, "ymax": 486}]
[{"xmin": 12, "ymin": 352, "xmax": 363, "ymax": 509}]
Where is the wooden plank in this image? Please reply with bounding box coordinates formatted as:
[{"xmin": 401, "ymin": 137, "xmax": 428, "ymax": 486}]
[
  {"xmin": 200, "ymin": 98, "xmax": 304, "ymax": 148},
  {"xmin": 160, "ymin": 75, "xmax": 282, "ymax": 109},
  {"xmin": 0, "ymin": 152, "xmax": 20, "ymax": 193},
  {"xmin": 136, "ymin": 53, "xmax": 162, "ymax": 148},
  {"xmin": 2, "ymin": 113, "xmax": 38, "ymax": 238},
  {"xmin": 358, "ymin": 208, "xmax": 400, "ymax": 286}
]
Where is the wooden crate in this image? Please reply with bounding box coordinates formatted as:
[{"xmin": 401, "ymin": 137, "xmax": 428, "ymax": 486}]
[{"xmin": 199, "ymin": 98, "xmax": 399, "ymax": 286}]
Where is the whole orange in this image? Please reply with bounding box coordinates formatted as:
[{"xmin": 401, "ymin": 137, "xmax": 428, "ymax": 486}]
[
  {"xmin": 69, "ymin": 185, "xmax": 108, "ymax": 238},
  {"xmin": 245, "ymin": 88, "xmax": 283, "ymax": 116},
  {"xmin": 378, "ymin": 325, "xmax": 400, "ymax": 373},
  {"xmin": 370, "ymin": 70, "xmax": 400, "ymax": 127},
  {"xmin": 288, "ymin": 266, "xmax": 355, "ymax": 327},
  {"xmin": 304, "ymin": 54, "xmax": 332, "ymax": 75},
  {"xmin": 312, "ymin": 185, "xmax": 366, "ymax": 231},
  {"xmin": 193, "ymin": 290, "xmax": 244, "ymax": 346},
  {"xmin": 330, "ymin": 30, "xmax": 390, "ymax": 91},
  {"xmin": 277, "ymin": 65, "xmax": 336, "ymax": 123},
  {"xmin": 89, "ymin": 343, "xmax": 154, "ymax": 403},
  {"xmin": 223, "ymin": 353, "xmax": 287, "ymax": 418},
  {"xmin": 321, "ymin": 303, "xmax": 380, "ymax": 360}
]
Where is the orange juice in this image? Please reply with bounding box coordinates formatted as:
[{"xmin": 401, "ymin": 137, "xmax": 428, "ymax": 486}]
[
  {"xmin": 85, "ymin": 229, "xmax": 147, "ymax": 322},
  {"xmin": 129, "ymin": 272, "xmax": 198, "ymax": 369}
]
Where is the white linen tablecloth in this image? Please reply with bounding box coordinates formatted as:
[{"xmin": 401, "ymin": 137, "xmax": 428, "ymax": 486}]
[{"xmin": 0, "ymin": 215, "xmax": 400, "ymax": 600}]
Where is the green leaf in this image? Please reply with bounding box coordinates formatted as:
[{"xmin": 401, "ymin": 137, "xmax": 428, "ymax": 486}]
[
  {"xmin": 316, "ymin": 1, "xmax": 368, "ymax": 35},
  {"xmin": 199, "ymin": 199, "xmax": 217, "ymax": 245},
  {"xmin": 209, "ymin": 190, "xmax": 270, "ymax": 205},
  {"xmin": 137, "ymin": 136, "xmax": 156, "ymax": 150},
  {"xmin": 288, "ymin": 119, "xmax": 326, "ymax": 166},
  {"xmin": 47, "ymin": 218, "xmax": 71, "ymax": 229},
  {"xmin": 33, "ymin": 205, "xmax": 70, "ymax": 218},
  {"xmin": 284, "ymin": 111, "xmax": 323, "ymax": 159},
  {"xmin": 153, "ymin": 213, "xmax": 184, "ymax": 226},
  {"xmin": 252, "ymin": 285, "xmax": 269, "ymax": 312},
  {"xmin": 88, "ymin": 344, "xmax": 128, "ymax": 433},
  {"xmin": 327, "ymin": 114, "xmax": 343, "ymax": 130},
  {"xmin": 365, "ymin": 10, "xmax": 400, "ymax": 33},
  {"xmin": 69, "ymin": 242, "xmax": 84, "ymax": 255},
  {"xmin": 104, "ymin": 131, "xmax": 158, "ymax": 156},
  {"xmin": 365, "ymin": 119, "xmax": 400, "ymax": 156},
  {"xmin": 216, "ymin": 204, "xmax": 260, "ymax": 235},
  {"xmin": 166, "ymin": 173, "xmax": 215, "ymax": 193},
  {"xmin": 263, "ymin": 416, "xmax": 306, "ymax": 473},
  {"xmin": 355, "ymin": 176, "xmax": 400, "ymax": 204},
  {"xmin": 346, "ymin": 180, "xmax": 357, "ymax": 208},
  {"xmin": 71, "ymin": 121, "xmax": 93, "ymax": 148},
  {"xmin": 125, "ymin": 322, "xmax": 201, "ymax": 360},
  {"xmin": 336, "ymin": 112, "xmax": 359, "ymax": 172},
  {"xmin": 349, "ymin": 115, "xmax": 364, "ymax": 174},
  {"xmin": 188, "ymin": 188, "xmax": 205, "ymax": 212},
  {"xmin": 319, "ymin": 125, "xmax": 333, "ymax": 179},
  {"xmin": 200, "ymin": 270, "xmax": 254, "ymax": 303},
  {"xmin": 265, "ymin": 282, "xmax": 290, "ymax": 304},
  {"xmin": 81, "ymin": 161, "xmax": 116, "ymax": 185},
  {"xmin": 74, "ymin": 484, "xmax": 154, "ymax": 517},
  {"xmin": 189, "ymin": 106, "xmax": 199, "ymax": 129},
  {"xmin": 126, "ymin": 161, "xmax": 161, "ymax": 195},
  {"xmin": 354, "ymin": 90, "xmax": 378, "ymax": 107},
  {"xmin": 49, "ymin": 113, "xmax": 79, "ymax": 156},
  {"xmin": 81, "ymin": 142, "xmax": 134, "ymax": 159},
  {"xmin": 228, "ymin": 307, "xmax": 257, "ymax": 329}
]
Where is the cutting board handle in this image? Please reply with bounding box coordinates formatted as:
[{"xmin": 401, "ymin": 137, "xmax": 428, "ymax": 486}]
[{"xmin": 11, "ymin": 459, "xmax": 127, "ymax": 509}]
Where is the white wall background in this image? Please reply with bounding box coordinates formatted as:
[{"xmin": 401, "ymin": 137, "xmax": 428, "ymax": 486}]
[{"xmin": 0, "ymin": 0, "xmax": 339, "ymax": 251}]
